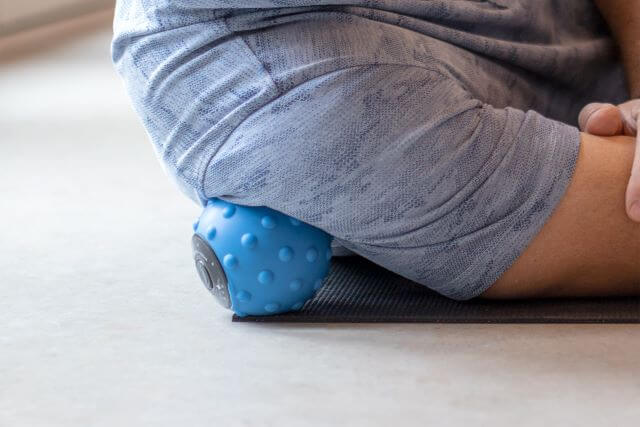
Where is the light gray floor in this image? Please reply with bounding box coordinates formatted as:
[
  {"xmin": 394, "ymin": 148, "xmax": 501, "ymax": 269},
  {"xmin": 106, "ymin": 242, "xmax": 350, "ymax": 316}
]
[{"xmin": 1, "ymin": 25, "xmax": 639, "ymax": 427}]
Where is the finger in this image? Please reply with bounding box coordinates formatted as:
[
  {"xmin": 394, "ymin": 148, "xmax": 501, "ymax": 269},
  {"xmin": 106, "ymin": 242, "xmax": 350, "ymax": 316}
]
[
  {"xmin": 583, "ymin": 104, "xmax": 624, "ymax": 136},
  {"xmin": 626, "ymin": 115, "xmax": 640, "ymax": 222},
  {"xmin": 619, "ymin": 101, "xmax": 639, "ymax": 136},
  {"xmin": 578, "ymin": 102, "xmax": 606, "ymax": 131}
]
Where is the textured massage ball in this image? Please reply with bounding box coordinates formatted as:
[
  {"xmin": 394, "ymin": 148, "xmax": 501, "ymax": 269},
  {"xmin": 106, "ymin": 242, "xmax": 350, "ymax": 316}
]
[{"xmin": 192, "ymin": 198, "xmax": 333, "ymax": 316}]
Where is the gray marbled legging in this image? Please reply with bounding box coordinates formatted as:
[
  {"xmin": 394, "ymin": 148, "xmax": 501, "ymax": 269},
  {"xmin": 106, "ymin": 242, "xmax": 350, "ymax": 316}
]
[{"xmin": 111, "ymin": 0, "xmax": 628, "ymax": 299}]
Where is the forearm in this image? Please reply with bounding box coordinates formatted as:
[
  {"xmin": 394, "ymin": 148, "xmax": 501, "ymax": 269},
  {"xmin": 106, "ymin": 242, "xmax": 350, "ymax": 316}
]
[{"xmin": 595, "ymin": 0, "xmax": 640, "ymax": 98}]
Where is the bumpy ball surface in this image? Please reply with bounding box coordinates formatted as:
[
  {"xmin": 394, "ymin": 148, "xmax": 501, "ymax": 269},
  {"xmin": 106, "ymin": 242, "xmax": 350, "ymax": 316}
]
[{"xmin": 193, "ymin": 198, "xmax": 333, "ymax": 316}]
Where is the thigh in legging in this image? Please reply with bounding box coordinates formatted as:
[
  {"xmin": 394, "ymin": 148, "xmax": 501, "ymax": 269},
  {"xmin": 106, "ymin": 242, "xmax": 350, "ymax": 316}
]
[{"xmin": 113, "ymin": 13, "xmax": 581, "ymax": 300}]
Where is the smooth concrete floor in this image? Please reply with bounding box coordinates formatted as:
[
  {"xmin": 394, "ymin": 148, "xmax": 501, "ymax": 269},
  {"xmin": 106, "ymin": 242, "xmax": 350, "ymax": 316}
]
[{"xmin": 1, "ymin": 25, "xmax": 639, "ymax": 427}]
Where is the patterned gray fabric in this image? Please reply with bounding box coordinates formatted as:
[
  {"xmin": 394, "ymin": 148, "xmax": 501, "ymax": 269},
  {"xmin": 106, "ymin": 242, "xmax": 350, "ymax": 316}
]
[{"xmin": 111, "ymin": 0, "xmax": 628, "ymax": 299}]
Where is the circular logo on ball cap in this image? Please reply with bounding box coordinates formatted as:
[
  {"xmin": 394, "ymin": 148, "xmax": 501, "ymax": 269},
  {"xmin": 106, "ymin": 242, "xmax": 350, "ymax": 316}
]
[{"xmin": 192, "ymin": 234, "xmax": 231, "ymax": 308}]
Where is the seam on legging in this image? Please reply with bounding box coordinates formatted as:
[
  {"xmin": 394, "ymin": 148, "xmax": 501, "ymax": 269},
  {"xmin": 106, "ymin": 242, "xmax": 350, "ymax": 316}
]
[{"xmin": 228, "ymin": 24, "xmax": 281, "ymax": 97}]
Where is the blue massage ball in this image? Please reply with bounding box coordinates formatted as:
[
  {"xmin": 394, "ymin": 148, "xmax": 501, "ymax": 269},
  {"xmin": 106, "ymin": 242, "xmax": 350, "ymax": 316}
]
[{"xmin": 191, "ymin": 198, "xmax": 333, "ymax": 316}]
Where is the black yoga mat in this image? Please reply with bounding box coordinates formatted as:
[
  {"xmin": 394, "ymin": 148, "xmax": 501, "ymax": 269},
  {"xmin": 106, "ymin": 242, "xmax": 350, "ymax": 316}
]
[{"xmin": 233, "ymin": 255, "xmax": 640, "ymax": 323}]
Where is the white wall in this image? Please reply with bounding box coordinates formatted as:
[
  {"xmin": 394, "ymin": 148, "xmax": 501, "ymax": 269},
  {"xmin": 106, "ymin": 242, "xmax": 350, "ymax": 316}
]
[{"xmin": 0, "ymin": 0, "xmax": 113, "ymax": 35}]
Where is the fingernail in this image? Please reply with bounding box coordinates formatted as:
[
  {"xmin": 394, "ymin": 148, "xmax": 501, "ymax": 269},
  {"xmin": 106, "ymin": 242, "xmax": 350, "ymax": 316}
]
[
  {"xmin": 630, "ymin": 200, "xmax": 640, "ymax": 222},
  {"xmin": 579, "ymin": 103, "xmax": 603, "ymax": 130}
]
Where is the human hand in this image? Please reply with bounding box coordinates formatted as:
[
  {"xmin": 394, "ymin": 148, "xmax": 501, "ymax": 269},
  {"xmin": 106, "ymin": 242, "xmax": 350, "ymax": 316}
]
[{"xmin": 578, "ymin": 100, "xmax": 640, "ymax": 222}]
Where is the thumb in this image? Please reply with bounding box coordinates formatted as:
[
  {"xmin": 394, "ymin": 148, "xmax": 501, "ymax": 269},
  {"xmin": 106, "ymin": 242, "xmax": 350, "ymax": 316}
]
[{"xmin": 578, "ymin": 103, "xmax": 624, "ymax": 136}]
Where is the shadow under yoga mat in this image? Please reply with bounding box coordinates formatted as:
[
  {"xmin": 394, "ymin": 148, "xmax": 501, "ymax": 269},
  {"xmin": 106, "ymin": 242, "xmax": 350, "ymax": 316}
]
[{"xmin": 233, "ymin": 256, "xmax": 640, "ymax": 323}]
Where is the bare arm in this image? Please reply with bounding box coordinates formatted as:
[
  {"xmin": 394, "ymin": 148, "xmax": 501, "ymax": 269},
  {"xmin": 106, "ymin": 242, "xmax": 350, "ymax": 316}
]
[
  {"xmin": 482, "ymin": 132, "xmax": 640, "ymax": 298},
  {"xmin": 595, "ymin": 0, "xmax": 640, "ymax": 98}
]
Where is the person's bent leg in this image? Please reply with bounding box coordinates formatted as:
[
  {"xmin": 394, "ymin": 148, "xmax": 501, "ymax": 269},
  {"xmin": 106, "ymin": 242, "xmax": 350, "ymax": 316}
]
[
  {"xmin": 482, "ymin": 133, "xmax": 640, "ymax": 298},
  {"xmin": 113, "ymin": 7, "xmax": 637, "ymax": 301}
]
